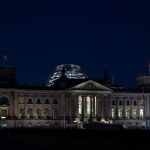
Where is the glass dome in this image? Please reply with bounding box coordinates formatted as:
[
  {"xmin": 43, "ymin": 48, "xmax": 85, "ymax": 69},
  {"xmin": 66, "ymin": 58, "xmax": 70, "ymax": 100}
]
[{"xmin": 47, "ymin": 64, "xmax": 88, "ymax": 87}]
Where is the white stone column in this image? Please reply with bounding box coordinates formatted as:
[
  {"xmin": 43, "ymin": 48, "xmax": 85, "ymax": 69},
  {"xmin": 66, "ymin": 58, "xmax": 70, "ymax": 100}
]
[
  {"xmin": 145, "ymin": 95, "xmax": 150, "ymax": 129},
  {"xmin": 93, "ymin": 96, "xmax": 95, "ymax": 117},
  {"xmin": 81, "ymin": 96, "xmax": 84, "ymax": 119},
  {"xmin": 90, "ymin": 96, "xmax": 92, "ymax": 119}
]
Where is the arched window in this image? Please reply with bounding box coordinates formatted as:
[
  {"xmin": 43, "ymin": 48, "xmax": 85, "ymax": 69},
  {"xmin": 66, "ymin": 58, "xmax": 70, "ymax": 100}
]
[{"xmin": 0, "ymin": 97, "xmax": 9, "ymax": 105}]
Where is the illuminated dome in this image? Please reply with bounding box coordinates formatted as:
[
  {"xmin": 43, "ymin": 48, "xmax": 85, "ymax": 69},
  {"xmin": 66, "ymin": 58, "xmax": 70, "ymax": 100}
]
[{"xmin": 47, "ymin": 64, "xmax": 88, "ymax": 87}]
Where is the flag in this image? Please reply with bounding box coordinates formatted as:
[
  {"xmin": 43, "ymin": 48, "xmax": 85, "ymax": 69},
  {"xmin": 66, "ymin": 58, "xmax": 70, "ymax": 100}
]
[{"xmin": 3, "ymin": 51, "xmax": 8, "ymax": 63}]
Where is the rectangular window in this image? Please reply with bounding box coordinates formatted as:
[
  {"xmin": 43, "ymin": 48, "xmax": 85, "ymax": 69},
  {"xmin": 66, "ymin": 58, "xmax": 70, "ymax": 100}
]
[
  {"xmin": 134, "ymin": 101, "xmax": 137, "ymax": 106},
  {"xmin": 111, "ymin": 109, "xmax": 115, "ymax": 118},
  {"xmin": 53, "ymin": 99, "xmax": 58, "ymax": 104},
  {"xmin": 36, "ymin": 99, "xmax": 41, "ymax": 104},
  {"xmin": 140, "ymin": 109, "xmax": 144, "ymax": 118},
  {"xmin": 1, "ymin": 109, "xmax": 7, "ymax": 117},
  {"xmin": 112, "ymin": 100, "xmax": 115, "ymax": 105},
  {"xmin": 28, "ymin": 99, "xmax": 32, "ymax": 104},
  {"xmin": 45, "ymin": 99, "xmax": 49, "ymax": 104},
  {"xmin": 119, "ymin": 101, "xmax": 122, "ymax": 105},
  {"xmin": 132, "ymin": 109, "xmax": 137, "ymax": 118},
  {"xmin": 126, "ymin": 101, "xmax": 129, "ymax": 105},
  {"xmin": 125, "ymin": 109, "xmax": 130, "ymax": 119},
  {"xmin": 118, "ymin": 109, "xmax": 122, "ymax": 118}
]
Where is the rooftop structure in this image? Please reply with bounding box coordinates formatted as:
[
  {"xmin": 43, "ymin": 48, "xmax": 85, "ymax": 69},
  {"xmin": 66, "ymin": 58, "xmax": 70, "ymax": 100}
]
[{"xmin": 47, "ymin": 64, "xmax": 88, "ymax": 87}]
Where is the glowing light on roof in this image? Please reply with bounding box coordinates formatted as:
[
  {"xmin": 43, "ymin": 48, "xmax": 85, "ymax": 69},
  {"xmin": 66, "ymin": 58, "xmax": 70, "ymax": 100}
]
[{"xmin": 47, "ymin": 64, "xmax": 88, "ymax": 87}]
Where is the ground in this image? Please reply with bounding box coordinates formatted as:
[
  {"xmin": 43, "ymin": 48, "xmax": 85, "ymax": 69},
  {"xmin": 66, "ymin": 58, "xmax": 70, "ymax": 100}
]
[{"xmin": 0, "ymin": 128, "xmax": 150, "ymax": 150}]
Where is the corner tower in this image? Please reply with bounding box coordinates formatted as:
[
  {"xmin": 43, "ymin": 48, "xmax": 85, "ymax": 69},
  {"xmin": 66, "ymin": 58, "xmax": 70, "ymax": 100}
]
[{"xmin": 0, "ymin": 66, "xmax": 17, "ymax": 87}]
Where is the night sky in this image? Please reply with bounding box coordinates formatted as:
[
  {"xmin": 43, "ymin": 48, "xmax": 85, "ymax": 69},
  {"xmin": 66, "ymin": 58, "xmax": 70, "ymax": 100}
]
[{"xmin": 0, "ymin": 0, "xmax": 149, "ymax": 88}]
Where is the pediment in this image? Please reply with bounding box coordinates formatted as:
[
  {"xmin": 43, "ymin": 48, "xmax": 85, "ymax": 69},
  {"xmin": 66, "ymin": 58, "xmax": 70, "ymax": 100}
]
[
  {"xmin": 69, "ymin": 80, "xmax": 112, "ymax": 91},
  {"xmin": 0, "ymin": 104, "xmax": 9, "ymax": 107}
]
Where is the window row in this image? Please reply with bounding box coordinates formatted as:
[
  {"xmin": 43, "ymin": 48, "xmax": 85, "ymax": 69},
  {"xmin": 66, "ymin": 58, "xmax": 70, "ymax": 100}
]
[
  {"xmin": 18, "ymin": 108, "xmax": 58, "ymax": 119},
  {"xmin": 18, "ymin": 98, "xmax": 58, "ymax": 104},
  {"xmin": 111, "ymin": 100, "xmax": 143, "ymax": 106},
  {"xmin": 111, "ymin": 108, "xmax": 144, "ymax": 119}
]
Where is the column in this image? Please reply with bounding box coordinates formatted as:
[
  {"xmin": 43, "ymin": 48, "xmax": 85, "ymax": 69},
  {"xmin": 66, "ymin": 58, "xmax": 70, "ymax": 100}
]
[
  {"xmin": 81, "ymin": 96, "xmax": 84, "ymax": 120},
  {"xmin": 90, "ymin": 96, "xmax": 93, "ymax": 120},
  {"xmin": 93, "ymin": 96, "xmax": 95, "ymax": 117},
  {"xmin": 137, "ymin": 97, "xmax": 140, "ymax": 119},
  {"xmin": 101, "ymin": 95, "xmax": 104, "ymax": 118},
  {"xmin": 115, "ymin": 97, "xmax": 118, "ymax": 119},
  {"xmin": 42, "ymin": 96, "xmax": 45, "ymax": 118},
  {"xmin": 24, "ymin": 95, "xmax": 28, "ymax": 118}
]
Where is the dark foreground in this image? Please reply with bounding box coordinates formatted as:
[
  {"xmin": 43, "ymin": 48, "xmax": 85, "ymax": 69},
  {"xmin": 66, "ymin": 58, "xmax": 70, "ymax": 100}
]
[{"xmin": 0, "ymin": 128, "xmax": 150, "ymax": 150}]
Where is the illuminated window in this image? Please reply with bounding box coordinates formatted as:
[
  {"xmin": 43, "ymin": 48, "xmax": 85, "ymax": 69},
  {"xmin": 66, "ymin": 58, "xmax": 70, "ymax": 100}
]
[
  {"xmin": 78, "ymin": 96, "xmax": 82, "ymax": 115},
  {"xmin": 86, "ymin": 96, "xmax": 91, "ymax": 116},
  {"xmin": 1, "ymin": 109, "xmax": 7, "ymax": 118},
  {"xmin": 132, "ymin": 109, "xmax": 137, "ymax": 118},
  {"xmin": 118, "ymin": 109, "xmax": 122, "ymax": 118},
  {"xmin": 140, "ymin": 99, "xmax": 144, "ymax": 106},
  {"xmin": 111, "ymin": 109, "xmax": 115, "ymax": 118},
  {"xmin": 125, "ymin": 109, "xmax": 130, "ymax": 119},
  {"xmin": 140, "ymin": 109, "xmax": 144, "ymax": 118}
]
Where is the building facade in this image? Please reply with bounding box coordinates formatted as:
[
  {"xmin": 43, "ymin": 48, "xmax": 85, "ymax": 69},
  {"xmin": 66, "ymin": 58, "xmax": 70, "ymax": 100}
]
[{"xmin": 0, "ymin": 65, "xmax": 149, "ymax": 129}]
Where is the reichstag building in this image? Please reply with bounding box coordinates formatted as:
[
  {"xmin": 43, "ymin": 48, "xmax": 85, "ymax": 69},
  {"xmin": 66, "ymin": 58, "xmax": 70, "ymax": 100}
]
[{"xmin": 0, "ymin": 64, "xmax": 149, "ymax": 129}]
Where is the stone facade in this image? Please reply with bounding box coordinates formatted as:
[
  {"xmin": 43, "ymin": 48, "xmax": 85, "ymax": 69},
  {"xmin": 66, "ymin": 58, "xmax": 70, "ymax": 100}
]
[
  {"xmin": 0, "ymin": 66, "xmax": 149, "ymax": 129},
  {"xmin": 0, "ymin": 80, "xmax": 148, "ymax": 129}
]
